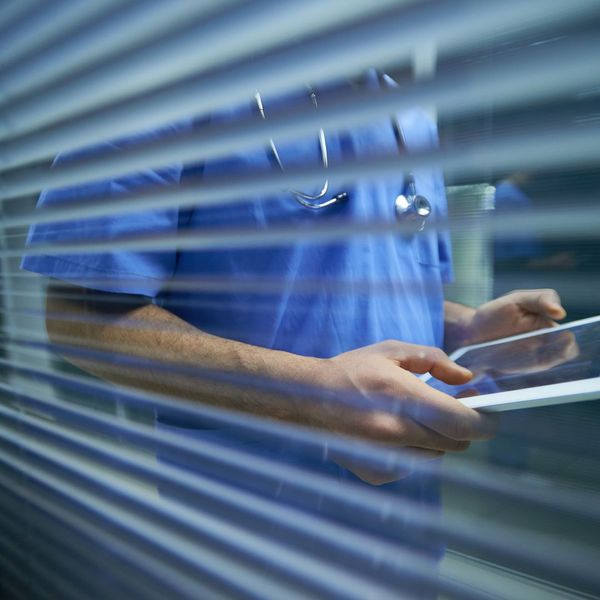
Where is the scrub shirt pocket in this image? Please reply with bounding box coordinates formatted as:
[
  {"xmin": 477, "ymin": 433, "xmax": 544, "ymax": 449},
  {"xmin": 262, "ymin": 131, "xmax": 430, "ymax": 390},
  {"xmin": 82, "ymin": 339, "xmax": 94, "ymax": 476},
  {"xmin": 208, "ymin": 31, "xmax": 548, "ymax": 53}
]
[{"xmin": 416, "ymin": 230, "xmax": 441, "ymax": 268}]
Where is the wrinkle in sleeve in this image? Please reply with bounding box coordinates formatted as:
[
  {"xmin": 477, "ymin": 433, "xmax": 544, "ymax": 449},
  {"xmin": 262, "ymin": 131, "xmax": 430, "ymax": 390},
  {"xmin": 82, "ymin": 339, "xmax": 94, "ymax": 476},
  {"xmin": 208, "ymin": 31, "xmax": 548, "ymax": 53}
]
[{"xmin": 21, "ymin": 123, "xmax": 191, "ymax": 297}]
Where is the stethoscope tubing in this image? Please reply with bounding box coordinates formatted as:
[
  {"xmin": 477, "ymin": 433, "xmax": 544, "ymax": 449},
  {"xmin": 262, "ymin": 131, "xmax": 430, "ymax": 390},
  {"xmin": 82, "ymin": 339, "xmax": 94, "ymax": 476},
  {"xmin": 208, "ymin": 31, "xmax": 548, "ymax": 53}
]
[
  {"xmin": 255, "ymin": 87, "xmax": 430, "ymax": 222},
  {"xmin": 256, "ymin": 90, "xmax": 333, "ymax": 208}
]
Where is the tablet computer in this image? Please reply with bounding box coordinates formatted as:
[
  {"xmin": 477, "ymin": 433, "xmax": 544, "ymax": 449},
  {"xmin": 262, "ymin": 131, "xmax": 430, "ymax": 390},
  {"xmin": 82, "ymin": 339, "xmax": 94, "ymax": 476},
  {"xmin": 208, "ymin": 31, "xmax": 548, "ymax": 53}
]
[{"xmin": 423, "ymin": 315, "xmax": 600, "ymax": 412}]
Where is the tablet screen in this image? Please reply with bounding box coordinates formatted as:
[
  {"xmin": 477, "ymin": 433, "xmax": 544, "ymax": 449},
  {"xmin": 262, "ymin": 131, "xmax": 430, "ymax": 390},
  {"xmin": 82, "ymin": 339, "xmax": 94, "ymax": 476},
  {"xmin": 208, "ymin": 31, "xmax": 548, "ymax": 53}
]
[{"xmin": 427, "ymin": 319, "xmax": 600, "ymax": 398}]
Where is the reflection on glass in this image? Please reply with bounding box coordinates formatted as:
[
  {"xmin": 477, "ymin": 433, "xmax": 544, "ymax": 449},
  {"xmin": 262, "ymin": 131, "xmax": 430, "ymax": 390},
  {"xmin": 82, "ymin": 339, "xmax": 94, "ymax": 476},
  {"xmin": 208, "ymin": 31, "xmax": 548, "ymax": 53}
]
[{"xmin": 430, "ymin": 320, "xmax": 600, "ymax": 397}]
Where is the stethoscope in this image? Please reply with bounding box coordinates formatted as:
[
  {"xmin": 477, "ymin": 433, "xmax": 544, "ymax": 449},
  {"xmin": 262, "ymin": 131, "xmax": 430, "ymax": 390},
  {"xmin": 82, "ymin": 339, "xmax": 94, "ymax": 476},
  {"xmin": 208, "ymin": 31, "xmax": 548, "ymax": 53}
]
[{"xmin": 254, "ymin": 88, "xmax": 432, "ymax": 232}]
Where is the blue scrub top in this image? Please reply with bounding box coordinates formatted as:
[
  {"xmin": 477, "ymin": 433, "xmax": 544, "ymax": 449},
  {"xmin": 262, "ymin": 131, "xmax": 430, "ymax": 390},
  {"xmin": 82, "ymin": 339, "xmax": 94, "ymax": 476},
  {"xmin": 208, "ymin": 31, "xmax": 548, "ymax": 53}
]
[
  {"xmin": 23, "ymin": 75, "xmax": 452, "ymax": 356},
  {"xmin": 22, "ymin": 73, "xmax": 453, "ymax": 560}
]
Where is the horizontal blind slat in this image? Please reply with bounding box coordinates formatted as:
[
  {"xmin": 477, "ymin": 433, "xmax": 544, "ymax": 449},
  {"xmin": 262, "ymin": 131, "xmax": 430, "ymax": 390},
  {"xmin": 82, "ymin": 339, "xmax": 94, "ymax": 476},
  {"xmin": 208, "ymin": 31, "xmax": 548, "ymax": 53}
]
[
  {"xmin": 2, "ymin": 393, "xmax": 598, "ymax": 593},
  {"xmin": 8, "ymin": 128, "xmax": 600, "ymax": 255},
  {"xmin": 2, "ymin": 33, "xmax": 598, "ymax": 197},
  {"xmin": 0, "ymin": 0, "xmax": 45, "ymax": 37},
  {"xmin": 3, "ymin": 347, "xmax": 600, "ymax": 525},
  {"xmin": 0, "ymin": 0, "xmax": 236, "ymax": 105},
  {"xmin": 2, "ymin": 354, "xmax": 597, "ymax": 597},
  {"xmin": 0, "ymin": 499, "xmax": 176, "ymax": 600},
  {"xmin": 0, "ymin": 435, "xmax": 419, "ymax": 600},
  {"xmin": 1, "ymin": 0, "xmax": 597, "ymax": 153},
  {"xmin": 0, "ymin": 468, "xmax": 228, "ymax": 600},
  {"xmin": 0, "ymin": 403, "xmax": 460, "ymax": 598},
  {"xmin": 0, "ymin": 0, "xmax": 405, "ymax": 142},
  {"xmin": 0, "ymin": 0, "xmax": 123, "ymax": 70},
  {"xmin": 2, "ymin": 2, "xmax": 598, "ymax": 599}
]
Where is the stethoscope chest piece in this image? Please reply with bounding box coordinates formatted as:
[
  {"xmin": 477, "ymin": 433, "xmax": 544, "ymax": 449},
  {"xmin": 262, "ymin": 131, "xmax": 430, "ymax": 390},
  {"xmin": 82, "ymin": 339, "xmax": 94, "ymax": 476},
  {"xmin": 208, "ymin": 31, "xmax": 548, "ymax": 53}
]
[{"xmin": 394, "ymin": 192, "xmax": 432, "ymax": 232}]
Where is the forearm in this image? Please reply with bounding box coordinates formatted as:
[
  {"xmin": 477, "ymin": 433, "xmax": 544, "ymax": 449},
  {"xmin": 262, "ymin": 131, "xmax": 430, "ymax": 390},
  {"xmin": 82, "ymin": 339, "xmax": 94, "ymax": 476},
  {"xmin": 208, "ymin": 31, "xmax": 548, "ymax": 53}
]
[
  {"xmin": 43, "ymin": 284, "xmax": 497, "ymax": 484},
  {"xmin": 443, "ymin": 300, "xmax": 476, "ymax": 353},
  {"xmin": 46, "ymin": 286, "xmax": 327, "ymax": 426}
]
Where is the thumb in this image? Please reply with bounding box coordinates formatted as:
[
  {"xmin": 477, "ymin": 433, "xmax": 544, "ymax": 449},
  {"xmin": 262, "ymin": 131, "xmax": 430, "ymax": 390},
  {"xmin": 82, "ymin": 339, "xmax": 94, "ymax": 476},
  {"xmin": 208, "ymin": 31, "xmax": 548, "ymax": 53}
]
[{"xmin": 515, "ymin": 289, "xmax": 566, "ymax": 320}]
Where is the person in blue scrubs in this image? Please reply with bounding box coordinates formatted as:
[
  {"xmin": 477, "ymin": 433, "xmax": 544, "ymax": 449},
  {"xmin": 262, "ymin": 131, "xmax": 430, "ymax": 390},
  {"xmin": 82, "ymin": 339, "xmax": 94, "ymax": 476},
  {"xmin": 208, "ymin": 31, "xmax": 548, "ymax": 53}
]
[{"xmin": 22, "ymin": 72, "xmax": 566, "ymax": 536}]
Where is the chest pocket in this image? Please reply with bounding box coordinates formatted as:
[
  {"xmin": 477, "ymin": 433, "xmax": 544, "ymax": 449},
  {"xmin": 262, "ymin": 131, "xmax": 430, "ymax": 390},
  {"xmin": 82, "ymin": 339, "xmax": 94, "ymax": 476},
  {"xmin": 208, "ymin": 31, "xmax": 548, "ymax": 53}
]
[{"xmin": 416, "ymin": 229, "xmax": 441, "ymax": 267}]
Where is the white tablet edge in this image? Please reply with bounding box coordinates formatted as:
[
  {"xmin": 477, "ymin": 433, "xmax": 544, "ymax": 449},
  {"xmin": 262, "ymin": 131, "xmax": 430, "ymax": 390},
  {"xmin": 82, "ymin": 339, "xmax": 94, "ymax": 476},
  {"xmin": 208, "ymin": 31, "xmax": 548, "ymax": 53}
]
[
  {"xmin": 421, "ymin": 314, "xmax": 600, "ymax": 411},
  {"xmin": 459, "ymin": 377, "xmax": 600, "ymax": 412}
]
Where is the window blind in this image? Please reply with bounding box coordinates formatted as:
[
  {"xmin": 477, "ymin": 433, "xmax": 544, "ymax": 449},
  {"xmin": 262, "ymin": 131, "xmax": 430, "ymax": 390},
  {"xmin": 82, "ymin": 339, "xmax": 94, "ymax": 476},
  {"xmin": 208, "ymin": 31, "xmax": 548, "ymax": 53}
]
[{"xmin": 1, "ymin": 1, "xmax": 600, "ymax": 599}]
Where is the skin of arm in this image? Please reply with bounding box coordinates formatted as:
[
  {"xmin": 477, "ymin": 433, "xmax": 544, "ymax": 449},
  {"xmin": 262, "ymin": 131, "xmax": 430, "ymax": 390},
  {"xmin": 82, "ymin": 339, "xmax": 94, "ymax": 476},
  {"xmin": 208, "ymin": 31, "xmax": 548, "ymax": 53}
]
[{"xmin": 46, "ymin": 281, "xmax": 499, "ymax": 485}]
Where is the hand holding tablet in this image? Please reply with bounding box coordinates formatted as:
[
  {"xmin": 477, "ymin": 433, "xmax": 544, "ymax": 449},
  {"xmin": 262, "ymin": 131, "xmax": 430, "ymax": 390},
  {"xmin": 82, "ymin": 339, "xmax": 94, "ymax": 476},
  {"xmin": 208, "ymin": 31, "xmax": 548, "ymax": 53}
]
[{"xmin": 424, "ymin": 316, "xmax": 600, "ymax": 412}]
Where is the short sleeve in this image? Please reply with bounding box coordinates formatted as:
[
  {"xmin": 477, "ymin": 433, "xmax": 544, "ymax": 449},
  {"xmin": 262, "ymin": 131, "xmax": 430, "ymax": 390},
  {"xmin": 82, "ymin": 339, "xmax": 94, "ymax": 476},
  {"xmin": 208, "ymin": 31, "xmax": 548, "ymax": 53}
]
[{"xmin": 21, "ymin": 121, "xmax": 192, "ymax": 297}]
